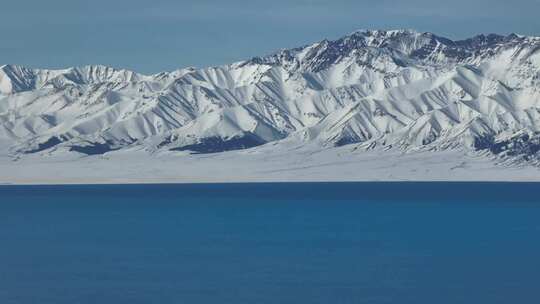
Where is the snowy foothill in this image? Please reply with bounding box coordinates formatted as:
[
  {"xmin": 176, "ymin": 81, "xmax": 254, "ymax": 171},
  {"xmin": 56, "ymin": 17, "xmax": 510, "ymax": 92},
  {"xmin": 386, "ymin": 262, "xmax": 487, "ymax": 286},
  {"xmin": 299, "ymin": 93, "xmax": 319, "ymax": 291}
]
[
  {"xmin": 1, "ymin": 141, "xmax": 539, "ymax": 184},
  {"xmin": 1, "ymin": 29, "xmax": 540, "ymax": 183}
]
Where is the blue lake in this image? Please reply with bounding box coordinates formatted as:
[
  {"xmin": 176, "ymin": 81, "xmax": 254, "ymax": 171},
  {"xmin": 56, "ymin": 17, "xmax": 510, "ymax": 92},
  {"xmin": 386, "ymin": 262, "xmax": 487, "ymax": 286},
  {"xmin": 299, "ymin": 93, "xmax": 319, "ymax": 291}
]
[{"xmin": 1, "ymin": 182, "xmax": 539, "ymax": 304}]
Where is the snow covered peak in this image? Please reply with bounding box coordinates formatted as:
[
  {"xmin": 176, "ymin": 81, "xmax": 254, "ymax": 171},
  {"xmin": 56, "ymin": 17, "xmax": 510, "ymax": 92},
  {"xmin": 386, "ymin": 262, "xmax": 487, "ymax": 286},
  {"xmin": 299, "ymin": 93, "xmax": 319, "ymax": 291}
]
[
  {"xmin": 246, "ymin": 30, "xmax": 539, "ymax": 73},
  {"xmin": 0, "ymin": 64, "xmax": 38, "ymax": 94},
  {"xmin": 0, "ymin": 64, "xmax": 145, "ymax": 94},
  {"xmin": 2, "ymin": 29, "xmax": 540, "ymax": 164}
]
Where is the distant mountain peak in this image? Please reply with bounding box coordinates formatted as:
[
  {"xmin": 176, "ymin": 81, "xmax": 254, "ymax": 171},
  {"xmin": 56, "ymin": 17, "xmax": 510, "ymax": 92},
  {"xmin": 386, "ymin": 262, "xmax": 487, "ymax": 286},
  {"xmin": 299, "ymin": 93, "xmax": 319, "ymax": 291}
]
[
  {"xmin": 245, "ymin": 29, "xmax": 540, "ymax": 73},
  {"xmin": 2, "ymin": 29, "xmax": 540, "ymax": 165}
]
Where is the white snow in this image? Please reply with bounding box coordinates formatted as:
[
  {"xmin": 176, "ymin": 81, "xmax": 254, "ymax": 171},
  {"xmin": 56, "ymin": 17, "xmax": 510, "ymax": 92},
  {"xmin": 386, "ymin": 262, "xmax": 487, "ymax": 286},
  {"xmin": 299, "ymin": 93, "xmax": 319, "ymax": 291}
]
[
  {"xmin": 1, "ymin": 29, "xmax": 540, "ymax": 183},
  {"xmin": 1, "ymin": 142, "xmax": 539, "ymax": 185}
]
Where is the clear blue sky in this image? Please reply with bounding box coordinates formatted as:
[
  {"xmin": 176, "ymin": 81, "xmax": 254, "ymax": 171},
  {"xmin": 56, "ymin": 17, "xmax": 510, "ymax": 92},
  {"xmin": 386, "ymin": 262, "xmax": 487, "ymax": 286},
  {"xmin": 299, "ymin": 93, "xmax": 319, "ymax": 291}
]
[{"xmin": 1, "ymin": 0, "xmax": 538, "ymax": 74}]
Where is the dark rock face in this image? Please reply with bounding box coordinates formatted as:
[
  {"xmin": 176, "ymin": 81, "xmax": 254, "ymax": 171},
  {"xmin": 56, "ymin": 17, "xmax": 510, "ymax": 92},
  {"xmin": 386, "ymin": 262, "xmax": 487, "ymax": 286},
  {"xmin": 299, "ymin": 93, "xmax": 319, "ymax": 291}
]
[
  {"xmin": 334, "ymin": 135, "xmax": 362, "ymax": 147},
  {"xmin": 454, "ymin": 34, "xmax": 507, "ymax": 49},
  {"xmin": 69, "ymin": 142, "xmax": 120, "ymax": 155},
  {"xmin": 25, "ymin": 136, "xmax": 63, "ymax": 153},
  {"xmin": 23, "ymin": 137, "xmax": 125, "ymax": 155},
  {"xmin": 474, "ymin": 133, "xmax": 540, "ymax": 159},
  {"xmin": 170, "ymin": 133, "xmax": 266, "ymax": 154},
  {"xmin": 248, "ymin": 30, "xmax": 527, "ymax": 73}
]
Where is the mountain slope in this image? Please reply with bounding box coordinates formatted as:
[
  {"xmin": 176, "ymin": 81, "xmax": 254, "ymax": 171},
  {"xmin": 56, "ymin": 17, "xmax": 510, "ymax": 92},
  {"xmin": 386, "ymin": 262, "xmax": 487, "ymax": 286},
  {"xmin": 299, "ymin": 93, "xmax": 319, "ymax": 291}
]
[{"xmin": 1, "ymin": 29, "xmax": 540, "ymax": 164}]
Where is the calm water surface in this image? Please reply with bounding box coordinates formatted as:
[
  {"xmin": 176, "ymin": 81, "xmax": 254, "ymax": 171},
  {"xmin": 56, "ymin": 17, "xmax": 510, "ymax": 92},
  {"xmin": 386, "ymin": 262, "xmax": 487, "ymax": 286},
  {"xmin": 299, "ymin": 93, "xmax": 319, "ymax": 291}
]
[{"xmin": 1, "ymin": 182, "xmax": 539, "ymax": 304}]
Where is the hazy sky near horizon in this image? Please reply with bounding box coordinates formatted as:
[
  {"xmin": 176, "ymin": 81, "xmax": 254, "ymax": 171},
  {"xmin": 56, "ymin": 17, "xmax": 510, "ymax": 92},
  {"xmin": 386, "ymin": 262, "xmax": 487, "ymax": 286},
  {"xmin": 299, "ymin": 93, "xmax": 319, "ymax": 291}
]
[{"xmin": 1, "ymin": 0, "xmax": 539, "ymax": 73}]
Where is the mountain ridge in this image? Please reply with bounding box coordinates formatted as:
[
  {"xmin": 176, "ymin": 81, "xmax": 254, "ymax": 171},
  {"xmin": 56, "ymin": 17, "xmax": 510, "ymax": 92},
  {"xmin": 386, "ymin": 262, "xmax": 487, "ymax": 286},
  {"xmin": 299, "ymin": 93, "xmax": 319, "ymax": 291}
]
[{"xmin": 1, "ymin": 29, "xmax": 540, "ymax": 165}]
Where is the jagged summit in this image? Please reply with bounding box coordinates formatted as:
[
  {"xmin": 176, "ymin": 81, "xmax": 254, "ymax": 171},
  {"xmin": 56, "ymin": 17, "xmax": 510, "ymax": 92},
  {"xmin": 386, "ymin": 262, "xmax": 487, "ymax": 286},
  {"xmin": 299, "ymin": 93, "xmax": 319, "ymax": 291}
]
[
  {"xmin": 245, "ymin": 29, "xmax": 537, "ymax": 73},
  {"xmin": 0, "ymin": 64, "xmax": 146, "ymax": 95},
  {"xmin": 1, "ymin": 29, "xmax": 540, "ymax": 165}
]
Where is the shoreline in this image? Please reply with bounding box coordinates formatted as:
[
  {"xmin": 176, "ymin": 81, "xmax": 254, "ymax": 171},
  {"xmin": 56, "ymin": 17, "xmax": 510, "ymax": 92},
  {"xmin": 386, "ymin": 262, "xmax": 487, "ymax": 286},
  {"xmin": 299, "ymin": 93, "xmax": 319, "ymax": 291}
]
[
  {"xmin": 3, "ymin": 177, "xmax": 540, "ymax": 186},
  {"xmin": 3, "ymin": 146, "xmax": 540, "ymax": 186}
]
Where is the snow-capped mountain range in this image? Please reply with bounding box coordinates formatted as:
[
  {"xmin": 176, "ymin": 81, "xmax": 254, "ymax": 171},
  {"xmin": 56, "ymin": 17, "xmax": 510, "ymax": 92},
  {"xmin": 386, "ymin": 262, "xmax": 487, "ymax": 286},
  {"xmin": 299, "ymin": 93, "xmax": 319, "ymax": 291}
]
[{"xmin": 2, "ymin": 29, "xmax": 540, "ymax": 163}]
